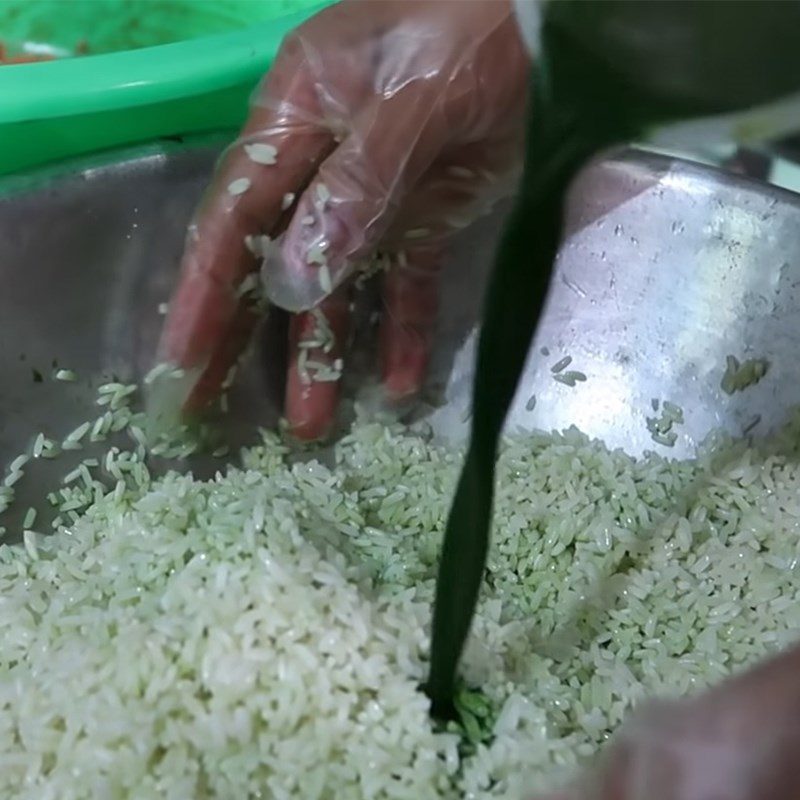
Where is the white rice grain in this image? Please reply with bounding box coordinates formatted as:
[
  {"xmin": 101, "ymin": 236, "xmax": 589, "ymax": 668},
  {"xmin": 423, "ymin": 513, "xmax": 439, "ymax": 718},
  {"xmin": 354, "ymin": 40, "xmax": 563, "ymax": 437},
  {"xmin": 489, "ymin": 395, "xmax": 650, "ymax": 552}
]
[
  {"xmin": 319, "ymin": 264, "xmax": 333, "ymax": 293},
  {"xmin": 227, "ymin": 177, "xmax": 252, "ymax": 196},
  {"xmin": 4, "ymin": 386, "xmax": 800, "ymax": 799},
  {"xmin": 244, "ymin": 143, "xmax": 278, "ymax": 165}
]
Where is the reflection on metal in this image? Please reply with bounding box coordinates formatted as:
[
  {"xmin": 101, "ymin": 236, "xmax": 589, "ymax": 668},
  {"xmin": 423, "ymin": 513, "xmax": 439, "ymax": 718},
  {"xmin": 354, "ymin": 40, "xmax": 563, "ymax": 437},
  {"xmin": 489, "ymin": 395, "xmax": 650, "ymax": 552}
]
[{"xmin": 431, "ymin": 149, "xmax": 800, "ymax": 457}]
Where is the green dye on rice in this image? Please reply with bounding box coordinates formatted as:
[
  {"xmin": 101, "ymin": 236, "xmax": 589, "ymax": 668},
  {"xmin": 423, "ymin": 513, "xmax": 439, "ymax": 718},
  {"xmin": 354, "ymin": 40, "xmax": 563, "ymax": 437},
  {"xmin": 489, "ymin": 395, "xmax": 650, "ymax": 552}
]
[
  {"xmin": 721, "ymin": 355, "xmax": 769, "ymax": 395},
  {"xmin": 550, "ymin": 355, "xmax": 572, "ymax": 373},
  {"xmin": 22, "ymin": 507, "xmax": 36, "ymax": 529},
  {"xmin": 554, "ymin": 370, "xmax": 586, "ymax": 387},
  {"xmin": 3, "ymin": 471, "xmax": 23, "ymax": 488},
  {"xmin": 647, "ymin": 398, "xmax": 685, "ymax": 447},
  {"xmin": 9, "ymin": 455, "xmax": 29, "ymax": 473},
  {"xmin": 66, "ymin": 422, "xmax": 90, "ymax": 443}
]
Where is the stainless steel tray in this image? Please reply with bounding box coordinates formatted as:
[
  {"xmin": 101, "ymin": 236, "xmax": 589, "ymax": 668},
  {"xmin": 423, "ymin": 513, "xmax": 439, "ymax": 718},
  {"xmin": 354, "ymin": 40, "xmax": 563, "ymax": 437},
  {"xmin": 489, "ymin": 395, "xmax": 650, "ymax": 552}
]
[{"xmin": 2, "ymin": 142, "xmax": 800, "ymax": 532}]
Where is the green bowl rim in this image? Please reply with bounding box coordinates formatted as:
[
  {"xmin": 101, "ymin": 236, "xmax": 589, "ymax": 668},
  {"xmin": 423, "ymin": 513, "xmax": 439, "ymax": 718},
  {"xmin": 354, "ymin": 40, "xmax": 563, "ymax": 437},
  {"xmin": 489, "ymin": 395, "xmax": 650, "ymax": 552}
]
[{"xmin": 0, "ymin": 3, "xmax": 328, "ymax": 125}]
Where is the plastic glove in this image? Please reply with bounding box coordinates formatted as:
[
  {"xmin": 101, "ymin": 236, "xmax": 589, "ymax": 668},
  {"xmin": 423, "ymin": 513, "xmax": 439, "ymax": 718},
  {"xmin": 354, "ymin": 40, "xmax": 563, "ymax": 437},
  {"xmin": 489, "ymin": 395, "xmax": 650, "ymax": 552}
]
[
  {"xmin": 157, "ymin": 0, "xmax": 529, "ymax": 440},
  {"xmin": 535, "ymin": 642, "xmax": 800, "ymax": 800}
]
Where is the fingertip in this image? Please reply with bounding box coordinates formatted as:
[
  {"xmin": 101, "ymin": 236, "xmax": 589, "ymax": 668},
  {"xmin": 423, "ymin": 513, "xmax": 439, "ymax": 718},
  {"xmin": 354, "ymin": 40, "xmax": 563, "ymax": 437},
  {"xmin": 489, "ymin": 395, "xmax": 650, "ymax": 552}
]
[
  {"xmin": 380, "ymin": 330, "xmax": 427, "ymax": 404},
  {"xmin": 284, "ymin": 365, "xmax": 340, "ymax": 442},
  {"xmin": 285, "ymin": 407, "xmax": 336, "ymax": 443},
  {"xmin": 379, "ymin": 248, "xmax": 442, "ymax": 406},
  {"xmin": 159, "ymin": 273, "xmax": 238, "ymax": 373},
  {"xmin": 283, "ymin": 294, "xmax": 349, "ymax": 442},
  {"xmin": 183, "ymin": 300, "xmax": 259, "ymax": 414}
]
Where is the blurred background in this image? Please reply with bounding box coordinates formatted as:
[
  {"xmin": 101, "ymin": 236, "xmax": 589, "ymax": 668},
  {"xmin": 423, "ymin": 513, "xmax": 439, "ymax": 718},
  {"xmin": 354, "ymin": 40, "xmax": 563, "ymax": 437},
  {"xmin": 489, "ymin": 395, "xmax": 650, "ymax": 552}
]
[{"xmin": 0, "ymin": 0, "xmax": 330, "ymax": 175}]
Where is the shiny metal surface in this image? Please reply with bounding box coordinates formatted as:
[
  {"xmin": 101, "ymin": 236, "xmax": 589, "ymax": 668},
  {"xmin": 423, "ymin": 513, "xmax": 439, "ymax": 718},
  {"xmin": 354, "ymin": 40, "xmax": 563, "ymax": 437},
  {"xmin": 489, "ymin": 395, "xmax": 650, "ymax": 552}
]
[
  {"xmin": 435, "ymin": 149, "xmax": 800, "ymax": 456},
  {"xmin": 0, "ymin": 140, "xmax": 502, "ymax": 534},
  {"xmin": 1, "ymin": 144, "xmax": 800, "ymax": 535}
]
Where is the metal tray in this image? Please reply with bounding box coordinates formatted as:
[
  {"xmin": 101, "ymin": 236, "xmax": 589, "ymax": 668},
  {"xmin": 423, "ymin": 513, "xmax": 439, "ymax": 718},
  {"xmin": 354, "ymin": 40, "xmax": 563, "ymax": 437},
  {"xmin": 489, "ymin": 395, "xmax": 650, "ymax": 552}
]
[{"xmin": 2, "ymin": 142, "xmax": 800, "ymax": 532}]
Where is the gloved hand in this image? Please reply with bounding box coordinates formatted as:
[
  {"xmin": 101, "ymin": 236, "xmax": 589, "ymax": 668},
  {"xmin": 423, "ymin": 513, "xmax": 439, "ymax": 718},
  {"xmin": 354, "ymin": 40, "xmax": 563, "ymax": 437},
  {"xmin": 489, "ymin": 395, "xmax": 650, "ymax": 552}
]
[
  {"xmin": 535, "ymin": 643, "xmax": 800, "ymax": 800},
  {"xmin": 157, "ymin": 0, "xmax": 529, "ymax": 440}
]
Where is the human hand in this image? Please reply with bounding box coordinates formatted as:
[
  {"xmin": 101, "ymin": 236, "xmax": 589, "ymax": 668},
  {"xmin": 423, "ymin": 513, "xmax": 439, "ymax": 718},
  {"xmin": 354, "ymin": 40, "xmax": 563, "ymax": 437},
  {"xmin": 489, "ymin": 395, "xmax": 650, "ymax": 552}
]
[
  {"xmin": 534, "ymin": 643, "xmax": 800, "ymax": 800},
  {"xmin": 157, "ymin": 0, "xmax": 529, "ymax": 440}
]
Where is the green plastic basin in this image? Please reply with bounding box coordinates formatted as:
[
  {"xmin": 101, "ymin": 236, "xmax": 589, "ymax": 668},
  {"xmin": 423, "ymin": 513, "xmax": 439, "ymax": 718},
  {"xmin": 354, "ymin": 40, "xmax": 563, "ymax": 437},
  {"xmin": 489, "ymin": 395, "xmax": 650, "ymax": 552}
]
[{"xmin": 0, "ymin": 0, "xmax": 330, "ymax": 176}]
